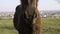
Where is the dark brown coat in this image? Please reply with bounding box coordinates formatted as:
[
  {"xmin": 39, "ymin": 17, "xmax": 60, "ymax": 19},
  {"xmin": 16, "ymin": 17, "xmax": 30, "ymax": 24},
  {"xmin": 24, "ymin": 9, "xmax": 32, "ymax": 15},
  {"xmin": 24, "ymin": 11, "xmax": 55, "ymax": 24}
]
[{"xmin": 13, "ymin": 0, "xmax": 42, "ymax": 34}]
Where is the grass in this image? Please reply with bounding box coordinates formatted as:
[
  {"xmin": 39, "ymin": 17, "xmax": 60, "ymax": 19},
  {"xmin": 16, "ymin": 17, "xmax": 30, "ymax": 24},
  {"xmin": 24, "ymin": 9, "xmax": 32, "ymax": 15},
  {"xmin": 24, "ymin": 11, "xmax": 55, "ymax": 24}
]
[
  {"xmin": 0, "ymin": 18, "xmax": 60, "ymax": 34},
  {"xmin": 0, "ymin": 19, "xmax": 18, "ymax": 34},
  {"xmin": 42, "ymin": 18, "xmax": 60, "ymax": 34}
]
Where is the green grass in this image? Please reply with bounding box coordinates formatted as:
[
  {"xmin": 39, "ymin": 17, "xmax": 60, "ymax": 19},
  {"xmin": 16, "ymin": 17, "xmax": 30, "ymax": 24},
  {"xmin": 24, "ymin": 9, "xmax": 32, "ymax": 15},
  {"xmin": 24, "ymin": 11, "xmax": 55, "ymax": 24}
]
[
  {"xmin": 42, "ymin": 18, "xmax": 60, "ymax": 34},
  {"xmin": 0, "ymin": 19, "xmax": 18, "ymax": 34},
  {"xmin": 0, "ymin": 18, "xmax": 60, "ymax": 34}
]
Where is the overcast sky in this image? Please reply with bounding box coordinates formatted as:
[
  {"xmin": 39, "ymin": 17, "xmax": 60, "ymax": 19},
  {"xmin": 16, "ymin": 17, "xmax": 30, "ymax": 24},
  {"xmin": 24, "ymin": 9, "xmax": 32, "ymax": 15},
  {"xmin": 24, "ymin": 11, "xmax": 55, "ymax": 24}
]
[{"xmin": 0, "ymin": 0, "xmax": 60, "ymax": 12}]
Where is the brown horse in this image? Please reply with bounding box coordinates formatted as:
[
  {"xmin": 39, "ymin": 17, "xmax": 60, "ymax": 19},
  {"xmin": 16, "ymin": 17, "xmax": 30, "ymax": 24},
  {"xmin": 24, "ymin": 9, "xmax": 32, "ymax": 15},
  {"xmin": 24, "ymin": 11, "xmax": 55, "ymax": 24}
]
[{"xmin": 13, "ymin": 0, "xmax": 42, "ymax": 34}]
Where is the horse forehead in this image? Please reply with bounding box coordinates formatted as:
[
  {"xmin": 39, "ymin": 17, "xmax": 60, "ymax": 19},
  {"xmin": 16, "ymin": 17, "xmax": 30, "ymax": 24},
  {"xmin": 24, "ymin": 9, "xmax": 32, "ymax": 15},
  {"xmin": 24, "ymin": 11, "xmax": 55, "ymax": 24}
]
[
  {"xmin": 26, "ymin": 7, "xmax": 34, "ymax": 12},
  {"xmin": 26, "ymin": 9, "xmax": 35, "ymax": 14}
]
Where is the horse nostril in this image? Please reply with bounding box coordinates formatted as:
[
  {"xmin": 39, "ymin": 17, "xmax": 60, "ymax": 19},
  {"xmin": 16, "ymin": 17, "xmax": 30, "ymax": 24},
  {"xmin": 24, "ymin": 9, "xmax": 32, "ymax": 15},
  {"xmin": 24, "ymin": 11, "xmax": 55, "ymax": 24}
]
[
  {"xmin": 35, "ymin": 14, "xmax": 37, "ymax": 18},
  {"xmin": 29, "ymin": 15, "xmax": 31, "ymax": 17}
]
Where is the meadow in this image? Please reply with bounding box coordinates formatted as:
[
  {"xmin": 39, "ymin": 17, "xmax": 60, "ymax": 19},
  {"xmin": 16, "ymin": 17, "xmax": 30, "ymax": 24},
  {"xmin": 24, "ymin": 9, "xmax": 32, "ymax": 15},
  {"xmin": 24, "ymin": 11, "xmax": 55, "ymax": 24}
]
[{"xmin": 0, "ymin": 18, "xmax": 60, "ymax": 34}]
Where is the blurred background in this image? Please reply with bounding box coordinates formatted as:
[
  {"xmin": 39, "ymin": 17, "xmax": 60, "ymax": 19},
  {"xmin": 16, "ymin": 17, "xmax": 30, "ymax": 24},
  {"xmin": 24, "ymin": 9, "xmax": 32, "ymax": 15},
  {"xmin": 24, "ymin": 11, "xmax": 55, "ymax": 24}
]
[{"xmin": 0, "ymin": 0, "xmax": 60, "ymax": 34}]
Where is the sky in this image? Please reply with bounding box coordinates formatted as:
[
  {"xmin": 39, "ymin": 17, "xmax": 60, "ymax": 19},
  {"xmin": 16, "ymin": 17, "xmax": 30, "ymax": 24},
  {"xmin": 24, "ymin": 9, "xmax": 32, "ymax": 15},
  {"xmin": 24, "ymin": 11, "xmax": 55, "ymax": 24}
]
[{"xmin": 0, "ymin": 0, "xmax": 60, "ymax": 12}]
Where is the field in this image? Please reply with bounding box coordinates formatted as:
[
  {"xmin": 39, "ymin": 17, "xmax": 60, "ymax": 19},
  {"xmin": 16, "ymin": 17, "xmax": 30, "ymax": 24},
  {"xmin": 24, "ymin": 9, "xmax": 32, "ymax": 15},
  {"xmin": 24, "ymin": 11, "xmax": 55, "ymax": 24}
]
[
  {"xmin": 0, "ymin": 18, "xmax": 60, "ymax": 34},
  {"xmin": 42, "ymin": 18, "xmax": 60, "ymax": 34}
]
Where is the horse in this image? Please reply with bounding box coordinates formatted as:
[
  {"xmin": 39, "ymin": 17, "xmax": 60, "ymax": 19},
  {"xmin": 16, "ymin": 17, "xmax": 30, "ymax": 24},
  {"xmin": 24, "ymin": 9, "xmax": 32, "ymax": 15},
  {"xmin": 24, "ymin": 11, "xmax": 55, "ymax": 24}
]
[{"xmin": 13, "ymin": 0, "xmax": 42, "ymax": 34}]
